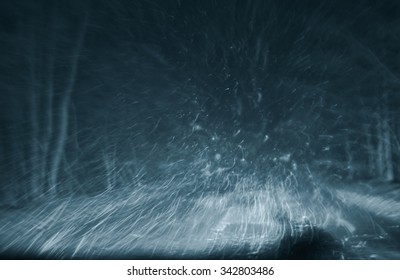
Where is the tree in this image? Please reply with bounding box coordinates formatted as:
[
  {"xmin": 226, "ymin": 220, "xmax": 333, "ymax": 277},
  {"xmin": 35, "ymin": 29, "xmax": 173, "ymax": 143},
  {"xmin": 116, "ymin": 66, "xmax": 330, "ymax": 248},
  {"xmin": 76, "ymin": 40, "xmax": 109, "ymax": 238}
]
[{"xmin": 3, "ymin": 1, "xmax": 89, "ymax": 201}]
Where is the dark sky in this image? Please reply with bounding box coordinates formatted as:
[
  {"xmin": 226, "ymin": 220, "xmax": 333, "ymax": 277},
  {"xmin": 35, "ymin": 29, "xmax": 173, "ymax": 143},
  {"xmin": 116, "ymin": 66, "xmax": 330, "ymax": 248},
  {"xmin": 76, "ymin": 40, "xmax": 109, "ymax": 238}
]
[{"xmin": 1, "ymin": 0, "xmax": 399, "ymax": 183}]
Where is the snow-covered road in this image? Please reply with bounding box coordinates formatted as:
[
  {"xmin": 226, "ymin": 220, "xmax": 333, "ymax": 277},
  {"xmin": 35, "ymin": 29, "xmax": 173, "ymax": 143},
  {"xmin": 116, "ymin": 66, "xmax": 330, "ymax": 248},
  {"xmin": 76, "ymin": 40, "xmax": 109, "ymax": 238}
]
[{"xmin": 1, "ymin": 176, "xmax": 399, "ymax": 259}]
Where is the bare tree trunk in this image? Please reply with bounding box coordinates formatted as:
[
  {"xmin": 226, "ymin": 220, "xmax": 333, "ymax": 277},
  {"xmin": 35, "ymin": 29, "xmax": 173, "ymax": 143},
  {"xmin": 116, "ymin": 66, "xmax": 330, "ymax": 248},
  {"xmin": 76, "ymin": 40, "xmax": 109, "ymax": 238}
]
[
  {"xmin": 42, "ymin": 6, "xmax": 57, "ymax": 194},
  {"xmin": 382, "ymin": 95, "xmax": 394, "ymax": 182},
  {"xmin": 376, "ymin": 112, "xmax": 385, "ymax": 179},
  {"xmin": 48, "ymin": 13, "xmax": 88, "ymax": 196},
  {"xmin": 363, "ymin": 123, "xmax": 375, "ymax": 177},
  {"xmin": 375, "ymin": 100, "xmax": 394, "ymax": 183},
  {"xmin": 28, "ymin": 25, "xmax": 40, "ymax": 199}
]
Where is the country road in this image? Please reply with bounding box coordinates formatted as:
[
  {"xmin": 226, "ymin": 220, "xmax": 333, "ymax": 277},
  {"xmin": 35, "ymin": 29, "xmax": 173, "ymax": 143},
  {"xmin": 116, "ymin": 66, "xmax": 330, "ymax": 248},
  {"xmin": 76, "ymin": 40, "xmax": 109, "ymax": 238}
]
[{"xmin": 1, "ymin": 177, "xmax": 399, "ymax": 259}]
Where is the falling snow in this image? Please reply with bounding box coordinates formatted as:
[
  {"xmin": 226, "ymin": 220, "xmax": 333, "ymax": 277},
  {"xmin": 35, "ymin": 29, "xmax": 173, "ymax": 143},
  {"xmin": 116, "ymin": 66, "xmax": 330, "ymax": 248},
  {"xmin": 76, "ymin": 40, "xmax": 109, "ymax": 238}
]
[{"xmin": 0, "ymin": 0, "xmax": 400, "ymax": 260}]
